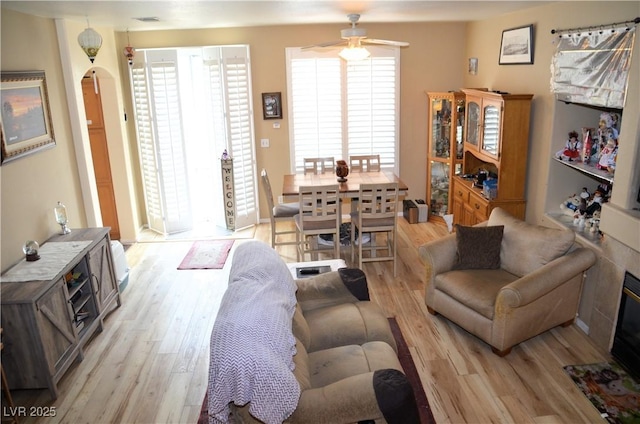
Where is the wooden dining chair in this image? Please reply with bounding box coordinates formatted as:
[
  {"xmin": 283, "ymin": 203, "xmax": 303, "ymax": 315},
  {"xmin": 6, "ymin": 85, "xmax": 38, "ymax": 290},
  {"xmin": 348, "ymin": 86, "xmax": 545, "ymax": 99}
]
[
  {"xmin": 350, "ymin": 182, "xmax": 399, "ymax": 276},
  {"xmin": 294, "ymin": 184, "xmax": 341, "ymax": 261},
  {"xmin": 260, "ymin": 169, "xmax": 299, "ymax": 249},
  {"xmin": 349, "ymin": 155, "xmax": 381, "ymax": 172},
  {"xmin": 304, "ymin": 157, "xmax": 335, "ymax": 175}
]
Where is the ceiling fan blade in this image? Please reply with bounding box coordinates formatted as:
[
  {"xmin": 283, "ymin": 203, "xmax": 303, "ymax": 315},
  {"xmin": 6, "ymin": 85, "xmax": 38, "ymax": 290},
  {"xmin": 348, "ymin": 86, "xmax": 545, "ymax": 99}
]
[
  {"xmin": 301, "ymin": 40, "xmax": 347, "ymax": 49},
  {"xmin": 362, "ymin": 38, "xmax": 410, "ymax": 47}
]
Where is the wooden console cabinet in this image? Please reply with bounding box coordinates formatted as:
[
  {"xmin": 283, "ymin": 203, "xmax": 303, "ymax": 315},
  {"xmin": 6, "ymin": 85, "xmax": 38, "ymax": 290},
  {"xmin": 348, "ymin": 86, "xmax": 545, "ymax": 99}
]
[
  {"xmin": 452, "ymin": 89, "xmax": 533, "ymax": 226},
  {"xmin": 0, "ymin": 228, "xmax": 121, "ymax": 399}
]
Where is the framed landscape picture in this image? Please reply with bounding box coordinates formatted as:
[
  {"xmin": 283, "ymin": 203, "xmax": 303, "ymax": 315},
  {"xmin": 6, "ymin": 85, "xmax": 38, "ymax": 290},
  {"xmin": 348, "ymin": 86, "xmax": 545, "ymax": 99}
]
[
  {"xmin": 1, "ymin": 71, "xmax": 56, "ymax": 164},
  {"xmin": 499, "ymin": 25, "xmax": 534, "ymax": 65}
]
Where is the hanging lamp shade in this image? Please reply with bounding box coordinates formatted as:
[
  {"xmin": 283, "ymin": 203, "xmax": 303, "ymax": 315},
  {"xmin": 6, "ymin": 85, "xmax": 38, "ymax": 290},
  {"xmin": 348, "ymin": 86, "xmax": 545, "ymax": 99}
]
[{"xmin": 78, "ymin": 27, "xmax": 102, "ymax": 63}]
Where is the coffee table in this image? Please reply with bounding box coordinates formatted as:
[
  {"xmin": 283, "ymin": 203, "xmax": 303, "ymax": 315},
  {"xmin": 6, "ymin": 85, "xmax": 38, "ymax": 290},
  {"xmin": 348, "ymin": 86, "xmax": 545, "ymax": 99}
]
[{"xmin": 287, "ymin": 259, "xmax": 347, "ymax": 279}]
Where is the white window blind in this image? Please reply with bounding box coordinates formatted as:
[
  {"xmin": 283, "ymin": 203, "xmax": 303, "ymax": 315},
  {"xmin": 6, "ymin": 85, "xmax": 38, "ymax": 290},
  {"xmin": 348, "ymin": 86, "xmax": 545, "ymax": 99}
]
[{"xmin": 286, "ymin": 46, "xmax": 400, "ymax": 174}]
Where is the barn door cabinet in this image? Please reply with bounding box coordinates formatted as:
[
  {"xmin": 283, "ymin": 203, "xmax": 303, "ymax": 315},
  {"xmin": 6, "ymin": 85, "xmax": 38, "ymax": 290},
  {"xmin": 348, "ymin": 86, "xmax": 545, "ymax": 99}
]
[
  {"xmin": 0, "ymin": 228, "xmax": 121, "ymax": 399},
  {"xmin": 452, "ymin": 89, "xmax": 533, "ymax": 226}
]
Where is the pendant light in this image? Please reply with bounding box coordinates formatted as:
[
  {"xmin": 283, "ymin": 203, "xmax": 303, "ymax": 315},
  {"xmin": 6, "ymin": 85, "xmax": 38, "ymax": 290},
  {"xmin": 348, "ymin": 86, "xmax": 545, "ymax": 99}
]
[
  {"xmin": 123, "ymin": 29, "xmax": 136, "ymax": 66},
  {"xmin": 78, "ymin": 18, "xmax": 102, "ymax": 63}
]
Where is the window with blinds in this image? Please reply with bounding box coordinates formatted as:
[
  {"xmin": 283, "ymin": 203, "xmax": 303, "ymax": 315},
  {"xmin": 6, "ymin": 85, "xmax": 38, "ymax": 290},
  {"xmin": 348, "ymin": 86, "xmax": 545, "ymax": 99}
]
[
  {"xmin": 286, "ymin": 46, "xmax": 400, "ymax": 174},
  {"xmin": 130, "ymin": 46, "xmax": 257, "ymax": 234}
]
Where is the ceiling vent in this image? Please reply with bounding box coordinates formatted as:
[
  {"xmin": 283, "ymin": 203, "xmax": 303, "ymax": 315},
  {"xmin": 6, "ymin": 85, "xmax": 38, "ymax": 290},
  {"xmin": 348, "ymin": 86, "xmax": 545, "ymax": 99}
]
[{"xmin": 134, "ymin": 17, "xmax": 160, "ymax": 23}]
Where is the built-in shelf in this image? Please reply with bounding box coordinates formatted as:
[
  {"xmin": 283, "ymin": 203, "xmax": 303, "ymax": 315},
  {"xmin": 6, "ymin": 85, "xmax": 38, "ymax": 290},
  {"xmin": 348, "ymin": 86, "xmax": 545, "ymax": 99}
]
[
  {"xmin": 551, "ymin": 157, "xmax": 614, "ymax": 184},
  {"xmin": 544, "ymin": 212, "xmax": 604, "ymax": 249}
]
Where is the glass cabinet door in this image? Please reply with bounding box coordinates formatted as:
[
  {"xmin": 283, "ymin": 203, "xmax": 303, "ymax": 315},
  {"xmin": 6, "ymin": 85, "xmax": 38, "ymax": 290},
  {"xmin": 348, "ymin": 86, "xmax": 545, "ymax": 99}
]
[
  {"xmin": 466, "ymin": 99, "xmax": 480, "ymax": 148},
  {"xmin": 481, "ymin": 102, "xmax": 501, "ymax": 157},
  {"xmin": 455, "ymin": 99, "xmax": 465, "ymax": 159},
  {"xmin": 430, "ymin": 98, "xmax": 452, "ymax": 158},
  {"xmin": 429, "ymin": 161, "xmax": 450, "ymax": 217}
]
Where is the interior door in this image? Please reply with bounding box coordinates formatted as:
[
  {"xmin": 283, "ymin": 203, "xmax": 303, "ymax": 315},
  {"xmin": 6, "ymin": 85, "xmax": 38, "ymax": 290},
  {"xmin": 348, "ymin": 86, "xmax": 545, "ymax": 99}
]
[{"xmin": 82, "ymin": 76, "xmax": 121, "ymax": 239}]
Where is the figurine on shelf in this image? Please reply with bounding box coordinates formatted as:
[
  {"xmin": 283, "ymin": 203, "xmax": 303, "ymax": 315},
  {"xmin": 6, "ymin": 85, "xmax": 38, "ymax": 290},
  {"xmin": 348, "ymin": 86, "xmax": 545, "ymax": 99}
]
[
  {"xmin": 598, "ymin": 112, "xmax": 620, "ymax": 142},
  {"xmin": 560, "ymin": 193, "xmax": 582, "ymax": 216},
  {"xmin": 596, "ymin": 138, "xmax": 618, "ymax": 173},
  {"xmin": 556, "ymin": 130, "xmax": 582, "ymax": 161},
  {"xmin": 581, "ymin": 127, "xmax": 595, "ymax": 164},
  {"xmin": 585, "ymin": 188, "xmax": 605, "ymax": 216}
]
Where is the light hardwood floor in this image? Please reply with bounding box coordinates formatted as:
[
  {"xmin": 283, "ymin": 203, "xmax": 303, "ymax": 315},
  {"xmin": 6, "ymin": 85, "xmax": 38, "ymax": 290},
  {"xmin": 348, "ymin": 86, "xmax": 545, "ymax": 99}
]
[{"xmin": 6, "ymin": 219, "xmax": 609, "ymax": 423}]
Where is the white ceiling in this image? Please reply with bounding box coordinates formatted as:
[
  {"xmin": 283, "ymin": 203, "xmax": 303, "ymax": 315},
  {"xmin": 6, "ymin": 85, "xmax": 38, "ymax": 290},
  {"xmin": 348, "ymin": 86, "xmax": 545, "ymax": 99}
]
[{"xmin": 1, "ymin": 1, "xmax": 552, "ymax": 32}]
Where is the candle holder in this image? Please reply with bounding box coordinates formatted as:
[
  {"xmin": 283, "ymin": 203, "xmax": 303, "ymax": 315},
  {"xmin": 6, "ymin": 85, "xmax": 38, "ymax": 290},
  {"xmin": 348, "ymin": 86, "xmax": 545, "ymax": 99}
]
[{"xmin": 54, "ymin": 201, "xmax": 71, "ymax": 235}]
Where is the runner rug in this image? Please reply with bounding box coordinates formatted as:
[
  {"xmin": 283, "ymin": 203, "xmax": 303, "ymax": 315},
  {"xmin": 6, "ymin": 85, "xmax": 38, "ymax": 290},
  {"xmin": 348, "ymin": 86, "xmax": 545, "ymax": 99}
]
[
  {"xmin": 177, "ymin": 240, "xmax": 234, "ymax": 270},
  {"xmin": 563, "ymin": 362, "xmax": 640, "ymax": 423},
  {"xmin": 197, "ymin": 317, "xmax": 435, "ymax": 424}
]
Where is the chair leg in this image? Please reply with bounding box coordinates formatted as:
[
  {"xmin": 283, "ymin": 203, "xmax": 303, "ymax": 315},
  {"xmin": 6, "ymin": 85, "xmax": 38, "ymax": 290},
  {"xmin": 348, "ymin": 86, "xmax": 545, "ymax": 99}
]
[{"xmin": 351, "ymin": 221, "xmax": 356, "ymax": 263}]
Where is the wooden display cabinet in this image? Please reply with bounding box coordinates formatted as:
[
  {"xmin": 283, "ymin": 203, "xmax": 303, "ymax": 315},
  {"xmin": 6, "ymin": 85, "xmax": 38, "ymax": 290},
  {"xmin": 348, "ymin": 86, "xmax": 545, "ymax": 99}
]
[
  {"xmin": 426, "ymin": 91, "xmax": 465, "ymax": 222},
  {"xmin": 452, "ymin": 89, "xmax": 533, "ymax": 226},
  {"xmin": 0, "ymin": 228, "xmax": 121, "ymax": 399}
]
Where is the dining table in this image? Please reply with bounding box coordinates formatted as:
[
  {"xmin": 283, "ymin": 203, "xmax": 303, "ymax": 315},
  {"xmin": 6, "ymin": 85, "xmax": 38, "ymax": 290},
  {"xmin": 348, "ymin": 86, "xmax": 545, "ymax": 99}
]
[{"xmin": 281, "ymin": 170, "xmax": 409, "ymax": 201}]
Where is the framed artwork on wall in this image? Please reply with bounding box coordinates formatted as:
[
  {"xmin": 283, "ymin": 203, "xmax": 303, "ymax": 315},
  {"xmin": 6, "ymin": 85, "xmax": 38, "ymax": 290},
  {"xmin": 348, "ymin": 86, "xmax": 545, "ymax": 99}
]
[
  {"xmin": 262, "ymin": 92, "xmax": 282, "ymax": 120},
  {"xmin": 1, "ymin": 71, "xmax": 56, "ymax": 165},
  {"xmin": 499, "ymin": 25, "xmax": 534, "ymax": 65},
  {"xmin": 468, "ymin": 57, "xmax": 478, "ymax": 75}
]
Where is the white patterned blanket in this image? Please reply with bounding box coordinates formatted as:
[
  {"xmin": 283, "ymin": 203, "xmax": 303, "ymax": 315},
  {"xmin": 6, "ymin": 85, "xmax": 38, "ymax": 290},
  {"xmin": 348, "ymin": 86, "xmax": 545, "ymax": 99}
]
[{"xmin": 208, "ymin": 241, "xmax": 300, "ymax": 424}]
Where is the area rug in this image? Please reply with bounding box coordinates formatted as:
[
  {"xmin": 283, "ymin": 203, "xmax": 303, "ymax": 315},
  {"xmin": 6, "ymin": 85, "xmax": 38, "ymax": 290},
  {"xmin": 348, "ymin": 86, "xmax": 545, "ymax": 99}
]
[
  {"xmin": 197, "ymin": 317, "xmax": 435, "ymax": 424},
  {"xmin": 177, "ymin": 240, "xmax": 234, "ymax": 270},
  {"xmin": 563, "ymin": 362, "xmax": 640, "ymax": 424}
]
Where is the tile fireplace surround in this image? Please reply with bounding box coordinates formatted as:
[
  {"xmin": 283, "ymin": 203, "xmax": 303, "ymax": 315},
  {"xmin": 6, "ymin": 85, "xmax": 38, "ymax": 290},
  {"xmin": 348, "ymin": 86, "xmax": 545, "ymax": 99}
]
[{"xmin": 576, "ymin": 233, "xmax": 640, "ymax": 353}]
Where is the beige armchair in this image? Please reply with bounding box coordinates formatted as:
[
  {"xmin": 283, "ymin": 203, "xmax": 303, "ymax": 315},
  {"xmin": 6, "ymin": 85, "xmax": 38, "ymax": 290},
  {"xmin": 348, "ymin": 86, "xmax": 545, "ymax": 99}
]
[{"xmin": 419, "ymin": 207, "xmax": 597, "ymax": 356}]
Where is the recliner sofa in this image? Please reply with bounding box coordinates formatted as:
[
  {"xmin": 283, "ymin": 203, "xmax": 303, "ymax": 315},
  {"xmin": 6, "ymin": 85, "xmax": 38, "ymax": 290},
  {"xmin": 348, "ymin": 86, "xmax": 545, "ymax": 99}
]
[{"xmin": 208, "ymin": 241, "xmax": 419, "ymax": 424}]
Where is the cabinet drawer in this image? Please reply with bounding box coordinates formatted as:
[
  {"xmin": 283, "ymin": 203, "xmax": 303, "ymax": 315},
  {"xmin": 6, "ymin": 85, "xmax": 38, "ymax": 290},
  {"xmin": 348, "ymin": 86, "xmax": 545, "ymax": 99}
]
[
  {"xmin": 453, "ymin": 184, "xmax": 469, "ymax": 203},
  {"xmin": 469, "ymin": 193, "xmax": 489, "ymax": 217}
]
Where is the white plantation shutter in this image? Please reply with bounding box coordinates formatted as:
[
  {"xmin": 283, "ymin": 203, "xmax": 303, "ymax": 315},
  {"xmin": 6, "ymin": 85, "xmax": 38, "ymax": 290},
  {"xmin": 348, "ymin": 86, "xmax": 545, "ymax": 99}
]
[
  {"xmin": 225, "ymin": 54, "xmax": 256, "ymax": 229},
  {"xmin": 130, "ymin": 64, "xmax": 164, "ymax": 232},
  {"xmin": 286, "ymin": 46, "xmax": 400, "ymax": 173},
  {"xmin": 130, "ymin": 46, "xmax": 256, "ymax": 234},
  {"xmin": 347, "ymin": 57, "xmax": 398, "ymax": 169},
  {"xmin": 131, "ymin": 50, "xmax": 192, "ymax": 234},
  {"xmin": 288, "ymin": 55, "xmax": 343, "ymax": 173}
]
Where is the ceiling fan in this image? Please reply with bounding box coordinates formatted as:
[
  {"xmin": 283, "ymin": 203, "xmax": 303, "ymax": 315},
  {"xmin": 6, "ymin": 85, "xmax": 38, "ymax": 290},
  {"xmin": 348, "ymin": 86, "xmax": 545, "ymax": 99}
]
[{"xmin": 303, "ymin": 14, "xmax": 409, "ymax": 60}]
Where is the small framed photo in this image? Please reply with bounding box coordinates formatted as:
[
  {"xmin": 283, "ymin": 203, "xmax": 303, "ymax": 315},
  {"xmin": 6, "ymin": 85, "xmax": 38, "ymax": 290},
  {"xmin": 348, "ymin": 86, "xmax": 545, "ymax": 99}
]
[
  {"xmin": 262, "ymin": 92, "xmax": 282, "ymax": 120},
  {"xmin": 499, "ymin": 25, "xmax": 534, "ymax": 65},
  {"xmin": 468, "ymin": 57, "xmax": 478, "ymax": 75},
  {"xmin": 1, "ymin": 71, "xmax": 56, "ymax": 165}
]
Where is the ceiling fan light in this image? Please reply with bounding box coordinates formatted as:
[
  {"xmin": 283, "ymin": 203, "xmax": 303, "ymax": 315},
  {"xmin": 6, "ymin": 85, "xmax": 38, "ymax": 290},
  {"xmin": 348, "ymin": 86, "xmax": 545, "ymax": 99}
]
[{"xmin": 339, "ymin": 46, "xmax": 371, "ymax": 61}]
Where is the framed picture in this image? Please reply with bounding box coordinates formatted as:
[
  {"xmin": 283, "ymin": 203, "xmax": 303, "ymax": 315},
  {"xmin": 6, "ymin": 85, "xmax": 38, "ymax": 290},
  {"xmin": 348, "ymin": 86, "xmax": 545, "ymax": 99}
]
[
  {"xmin": 468, "ymin": 57, "xmax": 478, "ymax": 75},
  {"xmin": 499, "ymin": 25, "xmax": 534, "ymax": 65},
  {"xmin": 262, "ymin": 92, "xmax": 282, "ymax": 120},
  {"xmin": 1, "ymin": 71, "xmax": 55, "ymax": 165}
]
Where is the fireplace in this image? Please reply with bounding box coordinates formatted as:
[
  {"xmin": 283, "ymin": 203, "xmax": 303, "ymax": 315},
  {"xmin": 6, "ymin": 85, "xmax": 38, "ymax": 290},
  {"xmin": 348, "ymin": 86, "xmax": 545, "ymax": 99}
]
[{"xmin": 611, "ymin": 271, "xmax": 640, "ymax": 380}]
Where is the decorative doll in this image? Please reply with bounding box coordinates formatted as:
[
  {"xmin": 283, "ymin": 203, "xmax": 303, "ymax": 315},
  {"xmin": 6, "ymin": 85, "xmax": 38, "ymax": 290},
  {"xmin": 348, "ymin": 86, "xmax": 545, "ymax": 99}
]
[
  {"xmin": 556, "ymin": 130, "xmax": 581, "ymax": 161},
  {"xmin": 596, "ymin": 139, "xmax": 618, "ymax": 173},
  {"xmin": 581, "ymin": 128, "xmax": 594, "ymax": 164}
]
